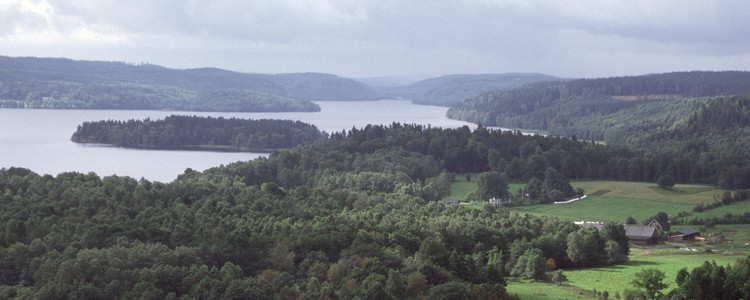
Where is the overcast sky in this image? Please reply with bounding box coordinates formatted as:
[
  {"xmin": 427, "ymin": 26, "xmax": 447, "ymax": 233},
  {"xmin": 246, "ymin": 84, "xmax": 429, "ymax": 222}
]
[{"xmin": 2, "ymin": 0, "xmax": 749, "ymax": 79}]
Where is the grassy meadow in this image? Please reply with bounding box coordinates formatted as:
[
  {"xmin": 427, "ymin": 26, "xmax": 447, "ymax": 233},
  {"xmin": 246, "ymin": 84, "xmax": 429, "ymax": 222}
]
[
  {"xmin": 508, "ymin": 181, "xmax": 722, "ymax": 222},
  {"xmin": 506, "ymin": 251, "xmax": 746, "ymax": 299},
  {"xmin": 449, "ymin": 179, "xmax": 749, "ymax": 298},
  {"xmin": 678, "ymin": 200, "xmax": 750, "ymax": 222}
]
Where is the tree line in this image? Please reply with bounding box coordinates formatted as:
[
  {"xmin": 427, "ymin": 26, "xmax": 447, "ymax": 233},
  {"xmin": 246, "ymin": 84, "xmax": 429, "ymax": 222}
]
[{"xmin": 71, "ymin": 115, "xmax": 327, "ymax": 151}]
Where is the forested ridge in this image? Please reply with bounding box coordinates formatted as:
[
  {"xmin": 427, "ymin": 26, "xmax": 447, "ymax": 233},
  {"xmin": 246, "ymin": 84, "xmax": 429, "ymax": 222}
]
[
  {"xmin": 447, "ymin": 71, "xmax": 750, "ymax": 141},
  {"xmin": 0, "ymin": 56, "xmax": 381, "ymax": 111},
  {"xmin": 71, "ymin": 115, "xmax": 326, "ymax": 151},
  {"xmin": 376, "ymin": 73, "xmax": 560, "ymax": 106}
]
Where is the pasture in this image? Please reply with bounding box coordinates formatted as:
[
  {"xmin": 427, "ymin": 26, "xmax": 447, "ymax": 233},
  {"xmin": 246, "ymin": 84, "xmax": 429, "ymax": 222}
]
[
  {"xmin": 513, "ymin": 196, "xmax": 695, "ymax": 223},
  {"xmin": 506, "ymin": 251, "xmax": 746, "ymax": 299},
  {"xmin": 677, "ymin": 200, "xmax": 750, "ymax": 222},
  {"xmin": 510, "ymin": 181, "xmax": 722, "ymax": 222},
  {"xmin": 563, "ymin": 253, "xmax": 744, "ymax": 295}
]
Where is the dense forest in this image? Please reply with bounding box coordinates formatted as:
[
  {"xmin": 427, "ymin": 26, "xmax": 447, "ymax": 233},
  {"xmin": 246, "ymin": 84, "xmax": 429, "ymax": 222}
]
[
  {"xmin": 5, "ymin": 120, "xmax": 750, "ymax": 298},
  {"xmin": 376, "ymin": 73, "xmax": 560, "ymax": 106},
  {"xmin": 1, "ymin": 123, "xmax": 663, "ymax": 299},
  {"xmin": 0, "ymin": 56, "xmax": 381, "ymax": 111},
  {"xmin": 71, "ymin": 115, "xmax": 326, "ymax": 151},
  {"xmin": 446, "ymin": 72, "xmax": 750, "ymax": 189}
]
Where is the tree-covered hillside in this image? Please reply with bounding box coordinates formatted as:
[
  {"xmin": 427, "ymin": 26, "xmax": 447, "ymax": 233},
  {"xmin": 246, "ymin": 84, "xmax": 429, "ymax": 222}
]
[
  {"xmin": 0, "ymin": 56, "xmax": 381, "ymax": 111},
  {"xmin": 269, "ymin": 73, "xmax": 381, "ymax": 101},
  {"xmin": 376, "ymin": 73, "xmax": 560, "ymax": 106},
  {"xmin": 71, "ymin": 115, "xmax": 326, "ymax": 151},
  {"xmin": 447, "ymin": 71, "xmax": 750, "ymax": 140}
]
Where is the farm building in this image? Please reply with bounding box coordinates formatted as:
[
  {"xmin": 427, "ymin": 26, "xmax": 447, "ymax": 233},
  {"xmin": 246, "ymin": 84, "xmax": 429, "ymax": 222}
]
[
  {"xmin": 623, "ymin": 225, "xmax": 663, "ymax": 246},
  {"xmin": 648, "ymin": 218, "xmax": 670, "ymax": 232},
  {"xmin": 668, "ymin": 229, "xmax": 702, "ymax": 242},
  {"xmin": 444, "ymin": 199, "xmax": 460, "ymax": 204},
  {"xmin": 576, "ymin": 220, "xmax": 664, "ymax": 246}
]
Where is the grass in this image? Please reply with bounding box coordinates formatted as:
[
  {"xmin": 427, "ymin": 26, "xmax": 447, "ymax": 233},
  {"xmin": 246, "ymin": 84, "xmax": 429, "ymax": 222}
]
[
  {"xmin": 513, "ymin": 196, "xmax": 695, "ymax": 222},
  {"xmin": 509, "ymin": 181, "xmax": 723, "ymax": 222},
  {"xmin": 506, "ymin": 279, "xmax": 596, "ymax": 300},
  {"xmin": 563, "ymin": 253, "xmax": 745, "ymax": 295},
  {"xmin": 572, "ymin": 181, "xmax": 721, "ymax": 205},
  {"xmin": 677, "ymin": 200, "xmax": 750, "ymax": 222},
  {"xmin": 506, "ymin": 251, "xmax": 746, "ymax": 299},
  {"xmin": 446, "ymin": 173, "xmax": 524, "ymax": 202},
  {"xmin": 447, "ymin": 181, "xmax": 477, "ymax": 200}
]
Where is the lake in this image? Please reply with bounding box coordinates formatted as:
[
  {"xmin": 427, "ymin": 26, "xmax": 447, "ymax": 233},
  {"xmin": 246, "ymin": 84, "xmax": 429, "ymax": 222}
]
[{"xmin": 0, "ymin": 100, "xmax": 477, "ymax": 182}]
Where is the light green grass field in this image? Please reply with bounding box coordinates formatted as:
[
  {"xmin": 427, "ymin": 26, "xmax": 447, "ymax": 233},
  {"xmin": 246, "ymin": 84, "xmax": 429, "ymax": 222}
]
[
  {"xmin": 446, "ymin": 174, "xmax": 524, "ymax": 202},
  {"xmin": 447, "ymin": 181, "xmax": 477, "ymax": 200},
  {"xmin": 510, "ymin": 181, "xmax": 723, "ymax": 222},
  {"xmin": 678, "ymin": 200, "xmax": 750, "ymax": 222},
  {"xmin": 506, "ymin": 279, "xmax": 596, "ymax": 300},
  {"xmin": 564, "ymin": 254, "xmax": 744, "ymax": 295},
  {"xmin": 572, "ymin": 181, "xmax": 721, "ymax": 205},
  {"xmin": 507, "ymin": 252, "xmax": 745, "ymax": 299},
  {"xmin": 513, "ymin": 196, "xmax": 695, "ymax": 222}
]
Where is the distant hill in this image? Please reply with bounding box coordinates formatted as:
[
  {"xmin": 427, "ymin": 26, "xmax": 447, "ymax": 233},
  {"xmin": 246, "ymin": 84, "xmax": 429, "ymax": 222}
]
[
  {"xmin": 0, "ymin": 56, "xmax": 381, "ymax": 111},
  {"xmin": 374, "ymin": 73, "xmax": 560, "ymax": 106},
  {"xmin": 447, "ymin": 71, "xmax": 750, "ymax": 143},
  {"xmin": 269, "ymin": 73, "xmax": 380, "ymax": 101},
  {"xmin": 355, "ymin": 76, "xmax": 421, "ymax": 88}
]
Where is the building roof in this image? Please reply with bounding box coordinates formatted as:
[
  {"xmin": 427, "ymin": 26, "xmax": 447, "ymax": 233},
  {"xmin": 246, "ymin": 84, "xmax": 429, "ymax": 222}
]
[
  {"xmin": 444, "ymin": 199, "xmax": 460, "ymax": 204},
  {"xmin": 623, "ymin": 225, "xmax": 658, "ymax": 240}
]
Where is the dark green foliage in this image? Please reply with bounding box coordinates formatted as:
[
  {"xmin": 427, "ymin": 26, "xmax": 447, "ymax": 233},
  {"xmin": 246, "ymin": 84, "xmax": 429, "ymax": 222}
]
[
  {"xmin": 669, "ymin": 258, "xmax": 750, "ymax": 300},
  {"xmin": 551, "ymin": 270, "xmax": 567, "ymax": 285},
  {"xmin": 600, "ymin": 222, "xmax": 630, "ymax": 257},
  {"xmin": 427, "ymin": 281, "xmax": 472, "ymax": 300},
  {"xmin": 476, "ymin": 171, "xmax": 509, "ymax": 200},
  {"xmin": 449, "ymin": 73, "xmax": 750, "ymax": 189},
  {"xmin": 1, "ymin": 123, "xmax": 657, "ymax": 297},
  {"xmin": 566, "ymin": 227, "xmax": 604, "ymax": 267},
  {"xmin": 181, "ymin": 89, "xmax": 320, "ymax": 112},
  {"xmin": 656, "ymin": 174, "xmax": 676, "ymax": 190},
  {"xmin": 631, "ymin": 268, "xmax": 668, "ymax": 300},
  {"xmin": 71, "ymin": 115, "xmax": 326, "ymax": 151}
]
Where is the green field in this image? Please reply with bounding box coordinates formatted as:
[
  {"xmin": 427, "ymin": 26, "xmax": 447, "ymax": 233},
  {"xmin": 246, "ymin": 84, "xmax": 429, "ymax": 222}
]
[
  {"xmin": 506, "ymin": 279, "xmax": 596, "ymax": 300},
  {"xmin": 509, "ymin": 181, "xmax": 723, "ymax": 222},
  {"xmin": 571, "ymin": 181, "xmax": 721, "ymax": 205},
  {"xmin": 506, "ymin": 252, "xmax": 746, "ymax": 299},
  {"xmin": 446, "ymin": 173, "xmax": 524, "ymax": 201},
  {"xmin": 513, "ymin": 196, "xmax": 695, "ymax": 222},
  {"xmin": 564, "ymin": 254, "xmax": 744, "ymax": 295},
  {"xmin": 678, "ymin": 200, "xmax": 750, "ymax": 222},
  {"xmin": 495, "ymin": 181, "xmax": 743, "ymax": 299}
]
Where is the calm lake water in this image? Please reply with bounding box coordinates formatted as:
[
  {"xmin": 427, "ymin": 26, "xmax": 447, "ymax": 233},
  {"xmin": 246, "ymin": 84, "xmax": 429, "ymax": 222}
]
[{"xmin": 0, "ymin": 100, "xmax": 476, "ymax": 182}]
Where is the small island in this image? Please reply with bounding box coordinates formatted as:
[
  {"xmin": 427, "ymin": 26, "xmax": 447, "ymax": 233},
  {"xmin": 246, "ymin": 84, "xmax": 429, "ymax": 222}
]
[{"xmin": 71, "ymin": 115, "xmax": 327, "ymax": 151}]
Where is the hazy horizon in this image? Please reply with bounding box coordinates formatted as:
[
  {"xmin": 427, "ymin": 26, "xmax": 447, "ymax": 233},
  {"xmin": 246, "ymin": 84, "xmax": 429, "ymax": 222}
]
[{"xmin": 2, "ymin": 1, "xmax": 750, "ymax": 79}]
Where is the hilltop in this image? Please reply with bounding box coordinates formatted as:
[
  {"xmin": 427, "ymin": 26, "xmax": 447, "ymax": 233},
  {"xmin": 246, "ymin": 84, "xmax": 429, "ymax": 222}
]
[{"xmin": 0, "ymin": 56, "xmax": 381, "ymax": 111}]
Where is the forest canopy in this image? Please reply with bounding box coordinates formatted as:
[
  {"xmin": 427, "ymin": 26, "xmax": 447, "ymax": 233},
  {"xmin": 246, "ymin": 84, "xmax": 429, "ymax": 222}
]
[{"xmin": 71, "ymin": 115, "xmax": 327, "ymax": 151}]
